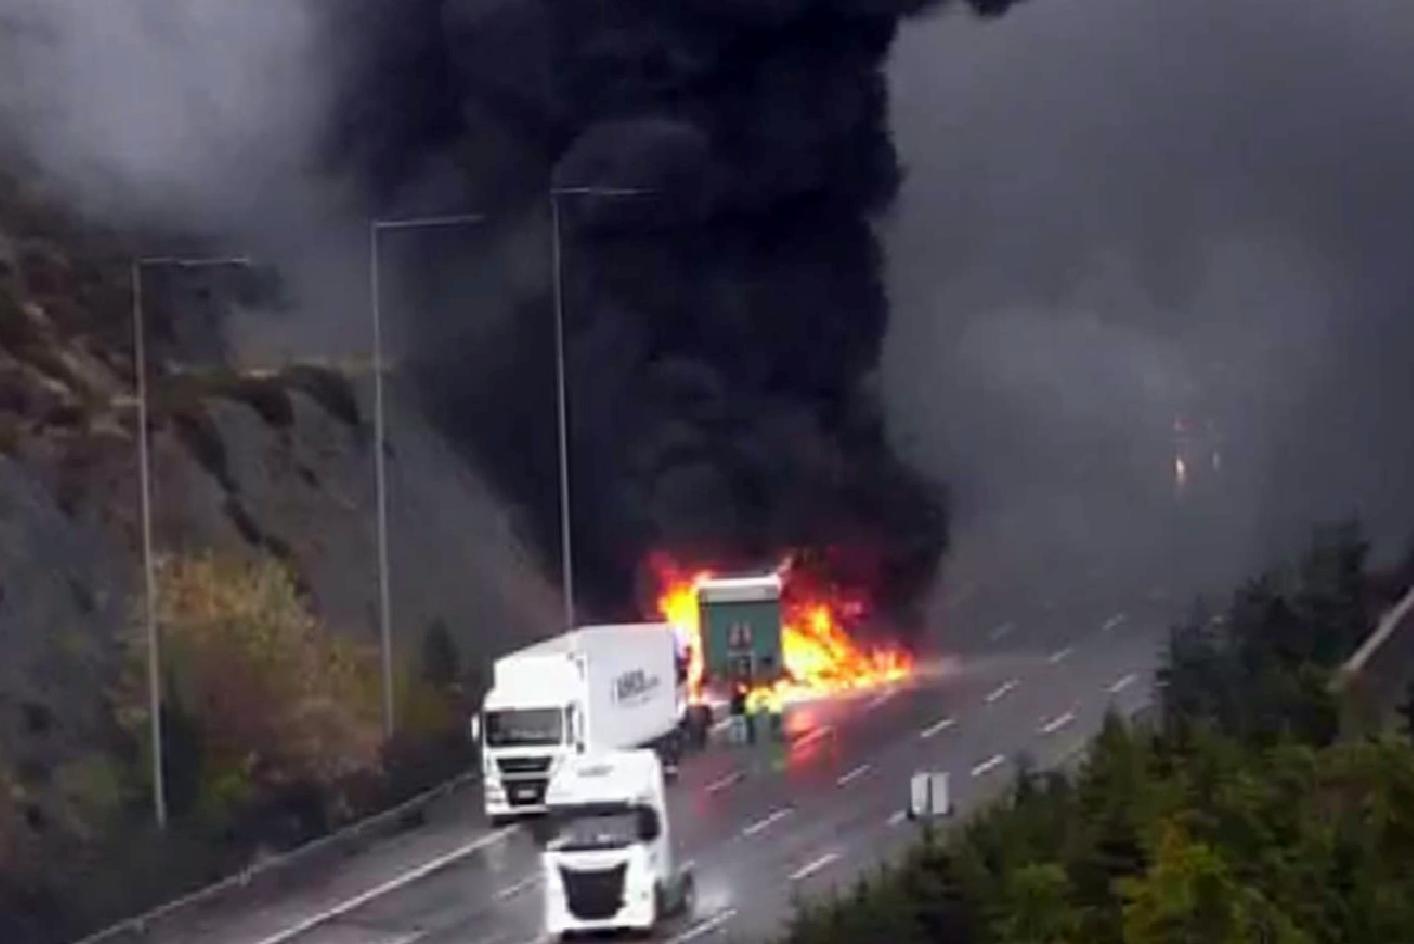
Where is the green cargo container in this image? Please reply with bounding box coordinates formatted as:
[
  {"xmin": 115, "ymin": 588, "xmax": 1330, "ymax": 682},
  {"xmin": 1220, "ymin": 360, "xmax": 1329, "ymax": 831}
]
[{"xmin": 697, "ymin": 573, "xmax": 783, "ymax": 689}]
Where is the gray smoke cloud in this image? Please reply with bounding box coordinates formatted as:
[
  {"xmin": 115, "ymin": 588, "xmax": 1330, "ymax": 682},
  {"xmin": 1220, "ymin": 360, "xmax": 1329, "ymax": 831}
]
[
  {"xmin": 0, "ymin": 0, "xmax": 367, "ymax": 362},
  {"xmin": 885, "ymin": 0, "xmax": 1414, "ymax": 595}
]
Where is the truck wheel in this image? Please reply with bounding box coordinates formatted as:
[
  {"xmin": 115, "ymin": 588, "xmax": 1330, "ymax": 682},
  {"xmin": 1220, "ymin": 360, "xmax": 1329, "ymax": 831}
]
[{"xmin": 677, "ymin": 873, "xmax": 697, "ymax": 918}]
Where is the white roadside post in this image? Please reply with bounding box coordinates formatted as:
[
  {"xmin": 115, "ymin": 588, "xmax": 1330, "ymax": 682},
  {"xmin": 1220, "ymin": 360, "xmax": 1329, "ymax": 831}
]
[
  {"xmin": 546, "ymin": 185, "xmax": 657, "ymax": 631},
  {"xmin": 131, "ymin": 254, "xmax": 253, "ymax": 829},
  {"xmin": 368, "ymin": 214, "xmax": 486, "ymax": 740}
]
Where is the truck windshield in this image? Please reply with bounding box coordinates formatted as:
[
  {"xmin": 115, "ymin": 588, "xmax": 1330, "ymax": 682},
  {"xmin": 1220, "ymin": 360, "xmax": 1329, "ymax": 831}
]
[
  {"xmin": 484, "ymin": 707, "xmax": 564, "ymax": 747},
  {"xmin": 545, "ymin": 806, "xmax": 641, "ymax": 852}
]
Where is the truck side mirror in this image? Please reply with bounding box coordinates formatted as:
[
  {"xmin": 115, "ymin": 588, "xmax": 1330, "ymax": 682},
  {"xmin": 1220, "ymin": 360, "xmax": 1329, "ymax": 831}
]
[
  {"xmin": 637, "ymin": 808, "xmax": 661, "ymax": 842},
  {"xmin": 469, "ymin": 715, "xmax": 481, "ymax": 742}
]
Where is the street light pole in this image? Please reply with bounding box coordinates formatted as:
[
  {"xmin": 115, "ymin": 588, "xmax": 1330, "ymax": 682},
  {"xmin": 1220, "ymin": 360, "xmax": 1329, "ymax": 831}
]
[
  {"xmin": 369, "ymin": 213, "xmax": 485, "ymax": 740},
  {"xmin": 131, "ymin": 254, "xmax": 251, "ymax": 830},
  {"xmin": 547, "ymin": 186, "xmax": 656, "ymax": 631}
]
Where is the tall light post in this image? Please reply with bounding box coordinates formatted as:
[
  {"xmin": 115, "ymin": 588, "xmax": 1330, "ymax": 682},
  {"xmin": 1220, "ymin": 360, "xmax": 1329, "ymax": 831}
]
[
  {"xmin": 547, "ymin": 186, "xmax": 656, "ymax": 632},
  {"xmin": 131, "ymin": 254, "xmax": 252, "ymax": 829},
  {"xmin": 369, "ymin": 214, "xmax": 486, "ymax": 739}
]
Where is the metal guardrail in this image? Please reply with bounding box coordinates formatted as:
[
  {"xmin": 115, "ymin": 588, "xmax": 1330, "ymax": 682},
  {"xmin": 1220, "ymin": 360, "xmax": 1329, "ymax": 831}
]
[{"xmin": 70, "ymin": 769, "xmax": 481, "ymax": 944}]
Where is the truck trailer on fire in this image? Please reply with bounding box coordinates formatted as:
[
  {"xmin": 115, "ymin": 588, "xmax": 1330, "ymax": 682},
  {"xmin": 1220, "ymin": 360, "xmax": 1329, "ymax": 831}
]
[
  {"xmin": 684, "ymin": 572, "xmax": 785, "ymax": 744},
  {"xmin": 472, "ymin": 623, "xmax": 689, "ymax": 822}
]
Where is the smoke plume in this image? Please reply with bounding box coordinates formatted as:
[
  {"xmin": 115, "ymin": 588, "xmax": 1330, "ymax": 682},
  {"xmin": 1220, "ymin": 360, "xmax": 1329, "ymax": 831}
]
[
  {"xmin": 0, "ymin": 0, "xmax": 1024, "ymax": 629},
  {"xmin": 337, "ymin": 0, "xmax": 1024, "ymax": 623},
  {"xmin": 885, "ymin": 0, "xmax": 1414, "ymax": 597}
]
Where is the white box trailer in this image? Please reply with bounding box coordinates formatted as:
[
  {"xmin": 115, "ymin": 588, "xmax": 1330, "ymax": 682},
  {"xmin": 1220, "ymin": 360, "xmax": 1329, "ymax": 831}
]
[{"xmin": 474, "ymin": 623, "xmax": 687, "ymax": 821}]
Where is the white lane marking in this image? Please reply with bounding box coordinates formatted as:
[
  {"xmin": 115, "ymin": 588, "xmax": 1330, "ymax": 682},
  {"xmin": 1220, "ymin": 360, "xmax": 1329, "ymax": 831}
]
[
  {"xmin": 383, "ymin": 932, "xmax": 434, "ymax": 944},
  {"xmin": 1102, "ymin": 612, "xmax": 1128, "ymax": 632},
  {"xmin": 1039, "ymin": 710, "xmax": 1076, "ymax": 735},
  {"xmin": 971, "ymin": 753, "xmax": 1006, "ymax": 778},
  {"xmin": 705, "ymin": 770, "xmax": 743, "ymax": 794},
  {"xmin": 1048, "ymin": 645, "xmax": 1073, "ymax": 664},
  {"xmin": 985, "ymin": 679, "xmax": 1019, "ymax": 704},
  {"xmin": 887, "ymin": 809, "xmax": 908, "ymax": 827},
  {"xmin": 741, "ymin": 807, "xmax": 793, "ymax": 837},
  {"xmin": 989, "ymin": 622, "xmax": 1015, "ymax": 642},
  {"xmin": 1108, "ymin": 672, "xmax": 1138, "ymax": 695},
  {"xmin": 865, "ymin": 690, "xmax": 896, "ymax": 711},
  {"xmin": 836, "ymin": 763, "xmax": 871, "ymax": 786},
  {"xmin": 711, "ymin": 717, "xmax": 732, "ymax": 732},
  {"xmin": 789, "ymin": 851, "xmax": 841, "ymax": 882},
  {"xmin": 250, "ymin": 826, "xmax": 516, "ymax": 944},
  {"xmin": 669, "ymin": 908, "xmax": 738, "ymax": 944},
  {"xmin": 919, "ymin": 716, "xmax": 956, "ymax": 739},
  {"xmin": 495, "ymin": 873, "xmax": 541, "ymax": 900},
  {"xmin": 790, "ymin": 725, "xmax": 834, "ymax": 750}
]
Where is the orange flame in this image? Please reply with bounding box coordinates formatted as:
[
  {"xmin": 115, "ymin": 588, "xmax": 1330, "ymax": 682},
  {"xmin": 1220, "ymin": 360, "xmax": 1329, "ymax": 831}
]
[{"xmin": 650, "ymin": 553, "xmax": 912, "ymax": 707}]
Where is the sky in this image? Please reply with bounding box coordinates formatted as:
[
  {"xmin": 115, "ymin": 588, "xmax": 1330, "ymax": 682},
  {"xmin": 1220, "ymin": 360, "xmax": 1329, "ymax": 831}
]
[{"xmin": 884, "ymin": 0, "xmax": 1414, "ymax": 588}]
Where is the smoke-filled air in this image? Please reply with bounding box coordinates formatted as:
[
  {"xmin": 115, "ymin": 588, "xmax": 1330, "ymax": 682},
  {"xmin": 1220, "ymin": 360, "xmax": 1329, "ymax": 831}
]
[{"xmin": 328, "ymin": 0, "xmax": 1022, "ymax": 624}]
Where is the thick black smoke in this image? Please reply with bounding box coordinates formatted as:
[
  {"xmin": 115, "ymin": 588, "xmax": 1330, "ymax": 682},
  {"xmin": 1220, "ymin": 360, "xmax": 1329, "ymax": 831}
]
[{"xmin": 335, "ymin": 0, "xmax": 1018, "ymax": 622}]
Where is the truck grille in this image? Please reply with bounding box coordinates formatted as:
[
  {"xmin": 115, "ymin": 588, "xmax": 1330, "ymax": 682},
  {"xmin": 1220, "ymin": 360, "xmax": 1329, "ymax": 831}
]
[
  {"xmin": 496, "ymin": 756, "xmax": 553, "ymax": 775},
  {"xmin": 504, "ymin": 778, "xmax": 547, "ymax": 807},
  {"xmin": 560, "ymin": 864, "xmax": 626, "ymax": 920}
]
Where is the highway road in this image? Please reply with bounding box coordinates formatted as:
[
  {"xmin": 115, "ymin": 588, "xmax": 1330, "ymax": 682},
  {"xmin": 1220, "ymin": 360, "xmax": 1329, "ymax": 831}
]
[{"xmin": 134, "ymin": 571, "xmax": 1177, "ymax": 944}]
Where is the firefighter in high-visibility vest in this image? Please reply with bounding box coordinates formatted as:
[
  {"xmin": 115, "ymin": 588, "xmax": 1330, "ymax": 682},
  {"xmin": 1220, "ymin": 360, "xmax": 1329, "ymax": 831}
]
[
  {"xmin": 746, "ymin": 686, "xmax": 772, "ymax": 744},
  {"xmin": 763, "ymin": 685, "xmax": 784, "ymax": 741}
]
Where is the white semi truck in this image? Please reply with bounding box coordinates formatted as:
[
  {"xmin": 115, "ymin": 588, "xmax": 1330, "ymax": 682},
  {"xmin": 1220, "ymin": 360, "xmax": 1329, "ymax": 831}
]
[
  {"xmin": 471, "ymin": 623, "xmax": 688, "ymax": 822},
  {"xmin": 541, "ymin": 749, "xmax": 695, "ymax": 938}
]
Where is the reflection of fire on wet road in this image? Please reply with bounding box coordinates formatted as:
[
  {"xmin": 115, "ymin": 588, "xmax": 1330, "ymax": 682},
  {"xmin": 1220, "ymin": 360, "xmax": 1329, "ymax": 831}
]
[{"xmin": 651, "ymin": 554, "xmax": 914, "ymax": 706}]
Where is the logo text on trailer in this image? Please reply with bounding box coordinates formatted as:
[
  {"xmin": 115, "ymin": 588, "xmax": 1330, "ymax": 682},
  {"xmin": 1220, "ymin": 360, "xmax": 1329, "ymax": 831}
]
[{"xmin": 613, "ymin": 668, "xmax": 661, "ymax": 705}]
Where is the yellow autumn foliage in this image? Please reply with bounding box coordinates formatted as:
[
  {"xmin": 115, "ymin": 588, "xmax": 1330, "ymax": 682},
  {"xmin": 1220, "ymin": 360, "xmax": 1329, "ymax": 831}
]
[{"xmin": 118, "ymin": 552, "xmax": 382, "ymax": 798}]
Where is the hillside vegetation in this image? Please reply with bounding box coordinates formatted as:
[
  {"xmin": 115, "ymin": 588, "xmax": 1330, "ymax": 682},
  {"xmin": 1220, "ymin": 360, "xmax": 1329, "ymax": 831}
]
[
  {"xmin": 0, "ymin": 170, "xmax": 558, "ymax": 941},
  {"xmin": 779, "ymin": 524, "xmax": 1414, "ymax": 944}
]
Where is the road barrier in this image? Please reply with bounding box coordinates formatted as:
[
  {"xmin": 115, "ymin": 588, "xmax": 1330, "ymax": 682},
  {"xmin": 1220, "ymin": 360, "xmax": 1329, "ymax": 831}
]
[{"xmin": 69, "ymin": 770, "xmax": 480, "ymax": 944}]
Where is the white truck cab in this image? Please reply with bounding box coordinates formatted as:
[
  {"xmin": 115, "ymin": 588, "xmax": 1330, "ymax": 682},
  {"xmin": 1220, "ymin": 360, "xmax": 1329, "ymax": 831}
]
[
  {"xmin": 475, "ymin": 649, "xmax": 583, "ymax": 821},
  {"xmin": 473, "ymin": 624, "xmax": 687, "ymax": 823},
  {"xmin": 541, "ymin": 749, "xmax": 694, "ymax": 939}
]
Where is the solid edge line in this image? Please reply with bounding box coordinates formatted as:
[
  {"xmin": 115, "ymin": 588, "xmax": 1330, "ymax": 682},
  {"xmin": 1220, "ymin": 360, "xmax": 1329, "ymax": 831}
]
[{"xmin": 251, "ymin": 826, "xmax": 515, "ymax": 944}]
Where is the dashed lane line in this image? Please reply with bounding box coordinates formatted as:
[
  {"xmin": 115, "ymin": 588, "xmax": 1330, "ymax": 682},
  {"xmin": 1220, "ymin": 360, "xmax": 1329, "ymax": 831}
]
[
  {"xmin": 790, "ymin": 725, "xmax": 834, "ymax": 751},
  {"xmin": 495, "ymin": 874, "xmax": 540, "ymax": 901},
  {"xmin": 668, "ymin": 908, "xmax": 738, "ymax": 944},
  {"xmin": 1048, "ymin": 646, "xmax": 1073, "ymax": 664},
  {"xmin": 705, "ymin": 771, "xmax": 744, "ymax": 795},
  {"xmin": 864, "ymin": 690, "xmax": 896, "ymax": 711},
  {"xmin": 970, "ymin": 754, "xmax": 1006, "ymax": 778},
  {"xmin": 1039, "ymin": 710, "xmax": 1076, "ymax": 736},
  {"xmin": 887, "ymin": 809, "xmax": 908, "ymax": 827},
  {"xmin": 1108, "ymin": 672, "xmax": 1138, "ymax": 695},
  {"xmin": 789, "ymin": 852, "xmax": 841, "ymax": 882},
  {"xmin": 836, "ymin": 764, "xmax": 871, "ymax": 787},
  {"xmin": 919, "ymin": 716, "xmax": 956, "ymax": 739},
  {"xmin": 741, "ymin": 807, "xmax": 793, "ymax": 837},
  {"xmin": 989, "ymin": 622, "xmax": 1015, "ymax": 642},
  {"xmin": 1102, "ymin": 613, "xmax": 1128, "ymax": 632},
  {"xmin": 985, "ymin": 679, "xmax": 1019, "ymax": 704}
]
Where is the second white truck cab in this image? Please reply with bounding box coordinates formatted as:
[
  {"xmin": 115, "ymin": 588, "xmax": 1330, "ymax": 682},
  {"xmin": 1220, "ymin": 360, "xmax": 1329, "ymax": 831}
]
[{"xmin": 541, "ymin": 749, "xmax": 694, "ymax": 939}]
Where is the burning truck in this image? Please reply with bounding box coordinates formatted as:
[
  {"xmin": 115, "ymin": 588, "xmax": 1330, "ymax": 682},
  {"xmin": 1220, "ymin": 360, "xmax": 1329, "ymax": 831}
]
[{"xmin": 656, "ymin": 556, "xmax": 913, "ymax": 746}]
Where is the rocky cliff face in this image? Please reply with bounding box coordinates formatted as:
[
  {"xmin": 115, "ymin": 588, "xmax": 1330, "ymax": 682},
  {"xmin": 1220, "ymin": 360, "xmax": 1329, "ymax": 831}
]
[{"xmin": 0, "ymin": 171, "xmax": 559, "ymax": 849}]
